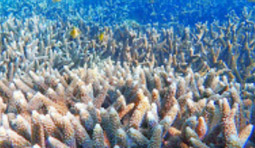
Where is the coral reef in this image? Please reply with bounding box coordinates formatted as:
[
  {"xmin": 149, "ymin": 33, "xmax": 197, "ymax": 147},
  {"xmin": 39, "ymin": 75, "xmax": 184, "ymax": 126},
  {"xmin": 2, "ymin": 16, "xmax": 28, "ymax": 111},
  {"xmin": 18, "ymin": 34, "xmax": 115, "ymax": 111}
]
[
  {"xmin": 0, "ymin": 57, "xmax": 254, "ymax": 147},
  {"xmin": 1, "ymin": 7, "xmax": 255, "ymax": 84},
  {"xmin": 0, "ymin": 0, "xmax": 255, "ymax": 148}
]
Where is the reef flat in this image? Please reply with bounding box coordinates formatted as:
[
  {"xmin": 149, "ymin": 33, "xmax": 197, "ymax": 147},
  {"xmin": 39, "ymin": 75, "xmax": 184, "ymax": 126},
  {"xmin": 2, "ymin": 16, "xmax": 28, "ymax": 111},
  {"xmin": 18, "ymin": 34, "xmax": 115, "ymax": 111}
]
[{"xmin": 0, "ymin": 0, "xmax": 255, "ymax": 148}]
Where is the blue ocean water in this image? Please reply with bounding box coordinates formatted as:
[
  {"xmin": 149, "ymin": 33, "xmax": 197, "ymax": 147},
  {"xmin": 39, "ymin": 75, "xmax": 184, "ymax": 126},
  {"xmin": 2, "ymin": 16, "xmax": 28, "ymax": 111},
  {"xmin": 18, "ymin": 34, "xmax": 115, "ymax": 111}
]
[{"xmin": 0, "ymin": 0, "xmax": 254, "ymax": 26}]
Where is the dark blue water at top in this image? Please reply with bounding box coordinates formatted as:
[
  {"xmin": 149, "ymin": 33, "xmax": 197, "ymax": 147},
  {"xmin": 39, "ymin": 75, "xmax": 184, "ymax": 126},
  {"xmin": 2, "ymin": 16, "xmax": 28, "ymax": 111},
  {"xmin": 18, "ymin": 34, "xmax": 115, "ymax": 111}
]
[{"xmin": 1, "ymin": 0, "xmax": 255, "ymax": 27}]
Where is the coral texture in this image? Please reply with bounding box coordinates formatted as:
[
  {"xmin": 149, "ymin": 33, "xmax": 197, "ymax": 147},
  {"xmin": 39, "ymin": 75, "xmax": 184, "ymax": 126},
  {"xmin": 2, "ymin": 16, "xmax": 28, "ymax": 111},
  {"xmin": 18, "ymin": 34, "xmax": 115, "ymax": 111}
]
[{"xmin": 0, "ymin": 1, "xmax": 254, "ymax": 148}]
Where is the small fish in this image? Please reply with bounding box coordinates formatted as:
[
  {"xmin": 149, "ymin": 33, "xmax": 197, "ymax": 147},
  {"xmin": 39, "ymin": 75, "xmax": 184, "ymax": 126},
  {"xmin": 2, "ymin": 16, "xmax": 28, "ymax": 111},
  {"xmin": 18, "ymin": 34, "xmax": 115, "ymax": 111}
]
[
  {"xmin": 70, "ymin": 27, "xmax": 81, "ymax": 39},
  {"xmin": 98, "ymin": 32, "xmax": 104, "ymax": 42},
  {"xmin": 52, "ymin": 0, "xmax": 61, "ymax": 2}
]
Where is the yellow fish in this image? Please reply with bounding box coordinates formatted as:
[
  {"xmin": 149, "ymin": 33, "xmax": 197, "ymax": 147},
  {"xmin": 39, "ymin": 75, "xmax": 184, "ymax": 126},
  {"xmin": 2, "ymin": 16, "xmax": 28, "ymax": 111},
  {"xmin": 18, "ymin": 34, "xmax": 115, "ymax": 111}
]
[
  {"xmin": 70, "ymin": 27, "xmax": 81, "ymax": 39},
  {"xmin": 52, "ymin": 0, "xmax": 61, "ymax": 2},
  {"xmin": 98, "ymin": 32, "xmax": 104, "ymax": 42}
]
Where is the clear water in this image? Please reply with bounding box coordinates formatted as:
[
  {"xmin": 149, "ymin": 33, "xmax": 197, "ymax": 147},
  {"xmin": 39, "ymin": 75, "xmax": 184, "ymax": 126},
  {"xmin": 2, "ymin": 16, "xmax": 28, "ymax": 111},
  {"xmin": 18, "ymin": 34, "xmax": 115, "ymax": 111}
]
[{"xmin": 1, "ymin": 0, "xmax": 254, "ymax": 26}]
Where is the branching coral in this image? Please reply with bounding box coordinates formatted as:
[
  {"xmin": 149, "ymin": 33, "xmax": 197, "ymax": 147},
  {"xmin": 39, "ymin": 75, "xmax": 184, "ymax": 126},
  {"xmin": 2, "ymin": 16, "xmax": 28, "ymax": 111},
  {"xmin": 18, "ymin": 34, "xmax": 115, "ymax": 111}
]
[
  {"xmin": 1, "ymin": 7, "xmax": 255, "ymax": 86},
  {"xmin": 0, "ymin": 58, "xmax": 254, "ymax": 147},
  {"xmin": 0, "ymin": 1, "xmax": 255, "ymax": 148}
]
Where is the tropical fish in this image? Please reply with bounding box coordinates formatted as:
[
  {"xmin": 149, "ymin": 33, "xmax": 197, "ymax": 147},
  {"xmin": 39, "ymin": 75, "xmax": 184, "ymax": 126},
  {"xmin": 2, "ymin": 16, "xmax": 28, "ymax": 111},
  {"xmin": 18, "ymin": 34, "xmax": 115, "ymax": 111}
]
[
  {"xmin": 98, "ymin": 32, "xmax": 104, "ymax": 42},
  {"xmin": 70, "ymin": 27, "xmax": 81, "ymax": 39}
]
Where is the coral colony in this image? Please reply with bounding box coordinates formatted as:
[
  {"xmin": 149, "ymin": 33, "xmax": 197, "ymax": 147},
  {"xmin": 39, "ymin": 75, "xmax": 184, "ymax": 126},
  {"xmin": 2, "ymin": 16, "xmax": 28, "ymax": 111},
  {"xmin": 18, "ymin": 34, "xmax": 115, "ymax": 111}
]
[{"xmin": 0, "ymin": 0, "xmax": 255, "ymax": 148}]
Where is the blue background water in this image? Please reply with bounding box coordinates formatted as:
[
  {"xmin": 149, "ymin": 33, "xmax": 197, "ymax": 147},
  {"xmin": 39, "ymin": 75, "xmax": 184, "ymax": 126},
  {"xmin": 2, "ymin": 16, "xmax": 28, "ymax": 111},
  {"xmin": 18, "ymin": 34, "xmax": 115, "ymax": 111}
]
[{"xmin": 1, "ymin": 0, "xmax": 255, "ymax": 26}]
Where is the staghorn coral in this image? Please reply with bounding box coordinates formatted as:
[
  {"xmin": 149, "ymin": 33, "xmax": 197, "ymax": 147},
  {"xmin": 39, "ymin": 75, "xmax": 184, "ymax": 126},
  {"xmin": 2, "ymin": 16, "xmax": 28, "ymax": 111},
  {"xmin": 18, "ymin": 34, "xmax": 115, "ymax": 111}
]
[
  {"xmin": 0, "ymin": 1, "xmax": 255, "ymax": 148},
  {"xmin": 0, "ymin": 56, "xmax": 254, "ymax": 147},
  {"xmin": 1, "ymin": 7, "xmax": 255, "ymax": 86}
]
